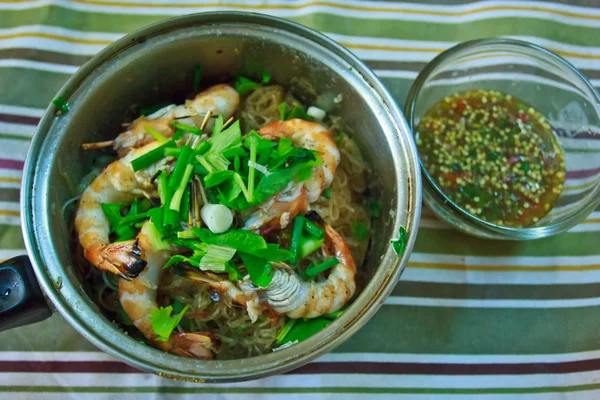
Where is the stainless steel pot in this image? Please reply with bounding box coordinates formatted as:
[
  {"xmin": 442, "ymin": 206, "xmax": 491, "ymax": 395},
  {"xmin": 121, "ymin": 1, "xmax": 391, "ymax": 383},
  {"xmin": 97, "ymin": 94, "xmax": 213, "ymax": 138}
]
[{"xmin": 4, "ymin": 12, "xmax": 421, "ymax": 382}]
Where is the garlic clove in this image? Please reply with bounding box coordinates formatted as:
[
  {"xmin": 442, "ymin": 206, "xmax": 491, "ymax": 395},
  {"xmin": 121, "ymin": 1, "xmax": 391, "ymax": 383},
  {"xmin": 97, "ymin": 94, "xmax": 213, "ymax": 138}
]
[{"xmin": 201, "ymin": 204, "xmax": 234, "ymax": 233}]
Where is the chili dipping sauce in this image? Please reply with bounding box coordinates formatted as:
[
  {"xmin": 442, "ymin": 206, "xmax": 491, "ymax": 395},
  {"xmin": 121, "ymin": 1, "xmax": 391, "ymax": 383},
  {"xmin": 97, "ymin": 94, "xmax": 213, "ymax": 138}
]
[{"xmin": 416, "ymin": 89, "xmax": 565, "ymax": 227}]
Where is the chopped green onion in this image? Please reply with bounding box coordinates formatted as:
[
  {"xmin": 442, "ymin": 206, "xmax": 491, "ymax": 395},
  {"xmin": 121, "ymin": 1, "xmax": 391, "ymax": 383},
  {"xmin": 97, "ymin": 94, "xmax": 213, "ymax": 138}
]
[
  {"xmin": 247, "ymin": 135, "xmax": 258, "ymax": 203},
  {"xmin": 298, "ymin": 263, "xmax": 311, "ymax": 281},
  {"xmin": 323, "ymin": 187, "xmax": 331, "ymax": 199},
  {"xmin": 305, "ymin": 257, "xmax": 339, "ymax": 279},
  {"xmin": 234, "ymin": 173, "xmax": 251, "ymax": 202},
  {"xmin": 130, "ymin": 141, "xmax": 176, "ymax": 172},
  {"xmin": 172, "ymin": 128, "xmax": 184, "ymax": 141},
  {"xmin": 157, "ymin": 170, "xmax": 180, "ymax": 230},
  {"xmin": 147, "ymin": 206, "xmax": 163, "ymax": 229},
  {"xmin": 193, "ymin": 164, "xmax": 209, "ymax": 176},
  {"xmin": 164, "ymin": 147, "xmax": 182, "ymax": 157},
  {"xmin": 156, "ymin": 170, "xmax": 168, "ymax": 205},
  {"xmin": 299, "ymin": 237, "xmax": 324, "ymax": 259},
  {"xmin": 276, "ymin": 318, "xmax": 297, "ymax": 345},
  {"xmin": 303, "ymin": 219, "xmax": 324, "ymax": 238},
  {"xmin": 167, "ymin": 145, "xmax": 193, "ymax": 190},
  {"xmin": 146, "ymin": 220, "xmax": 171, "ymax": 251},
  {"xmin": 197, "ymin": 155, "xmax": 214, "ymax": 174},
  {"xmin": 289, "ymin": 215, "xmax": 305, "ymax": 264},
  {"xmin": 117, "ymin": 212, "xmax": 148, "ymax": 224},
  {"xmin": 169, "ymin": 121, "xmax": 202, "ymax": 135},
  {"xmin": 113, "ymin": 224, "xmax": 136, "ymax": 242},
  {"xmin": 194, "ymin": 140, "xmax": 211, "ymax": 154},
  {"xmin": 180, "ymin": 183, "xmax": 191, "ymax": 223},
  {"xmin": 144, "ymin": 126, "xmax": 169, "ymax": 144},
  {"xmin": 193, "ymin": 65, "xmax": 203, "ymax": 93},
  {"xmin": 170, "ymin": 164, "xmax": 194, "ymax": 211}
]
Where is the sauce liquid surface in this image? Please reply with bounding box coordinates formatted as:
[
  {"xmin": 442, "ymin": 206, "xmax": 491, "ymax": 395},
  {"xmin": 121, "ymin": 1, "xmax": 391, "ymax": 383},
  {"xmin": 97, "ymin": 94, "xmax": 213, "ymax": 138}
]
[{"xmin": 416, "ymin": 89, "xmax": 565, "ymax": 227}]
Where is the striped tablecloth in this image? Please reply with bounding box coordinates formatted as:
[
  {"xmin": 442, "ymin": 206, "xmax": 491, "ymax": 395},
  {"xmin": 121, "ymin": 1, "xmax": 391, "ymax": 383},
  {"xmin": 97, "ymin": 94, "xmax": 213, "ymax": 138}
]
[{"xmin": 1, "ymin": 1, "xmax": 600, "ymax": 398}]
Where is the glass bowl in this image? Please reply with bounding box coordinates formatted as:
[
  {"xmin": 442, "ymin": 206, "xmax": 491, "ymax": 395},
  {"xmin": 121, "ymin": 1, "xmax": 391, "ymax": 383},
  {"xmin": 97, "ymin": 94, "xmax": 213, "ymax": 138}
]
[{"xmin": 405, "ymin": 38, "xmax": 600, "ymax": 240}]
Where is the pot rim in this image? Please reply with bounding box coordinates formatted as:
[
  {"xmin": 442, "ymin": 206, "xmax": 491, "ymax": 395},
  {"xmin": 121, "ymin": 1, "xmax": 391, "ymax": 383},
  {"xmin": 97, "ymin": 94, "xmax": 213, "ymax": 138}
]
[{"xmin": 21, "ymin": 11, "xmax": 421, "ymax": 382}]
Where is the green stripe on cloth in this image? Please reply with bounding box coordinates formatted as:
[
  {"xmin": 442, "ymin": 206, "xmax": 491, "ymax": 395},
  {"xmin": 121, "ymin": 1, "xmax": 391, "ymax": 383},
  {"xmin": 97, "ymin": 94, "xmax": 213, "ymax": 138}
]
[
  {"xmin": 413, "ymin": 229, "xmax": 600, "ymax": 256},
  {"xmin": 0, "ymin": 189, "xmax": 21, "ymax": 203},
  {"xmin": 392, "ymin": 281, "xmax": 600, "ymax": 300},
  {"xmin": 336, "ymin": 305, "xmax": 600, "ymax": 354},
  {"xmin": 2, "ymin": 6, "xmax": 600, "ymax": 47},
  {"xmin": 0, "ymin": 225, "xmax": 24, "ymax": 249},
  {"xmin": 0, "ymin": 134, "xmax": 32, "ymax": 141},
  {"xmin": 0, "ymin": 68, "xmax": 67, "ymax": 109}
]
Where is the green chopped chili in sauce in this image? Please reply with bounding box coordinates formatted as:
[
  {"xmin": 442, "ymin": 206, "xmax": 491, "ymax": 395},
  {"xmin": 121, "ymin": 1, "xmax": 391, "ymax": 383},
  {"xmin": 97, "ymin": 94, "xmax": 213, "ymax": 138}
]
[{"xmin": 416, "ymin": 89, "xmax": 565, "ymax": 228}]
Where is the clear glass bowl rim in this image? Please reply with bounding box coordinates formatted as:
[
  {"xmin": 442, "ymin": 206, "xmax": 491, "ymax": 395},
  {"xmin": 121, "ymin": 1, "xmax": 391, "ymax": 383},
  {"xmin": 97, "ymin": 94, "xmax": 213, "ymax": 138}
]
[{"xmin": 405, "ymin": 37, "xmax": 600, "ymax": 239}]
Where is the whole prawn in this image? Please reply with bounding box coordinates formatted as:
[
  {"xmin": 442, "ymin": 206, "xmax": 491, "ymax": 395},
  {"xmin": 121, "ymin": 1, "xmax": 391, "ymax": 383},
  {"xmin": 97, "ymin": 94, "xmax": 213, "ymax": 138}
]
[
  {"xmin": 75, "ymin": 141, "xmax": 173, "ymax": 278},
  {"xmin": 114, "ymin": 84, "xmax": 239, "ymax": 157},
  {"xmin": 244, "ymin": 119, "xmax": 340, "ymax": 233},
  {"xmin": 242, "ymin": 211, "xmax": 356, "ymax": 319},
  {"xmin": 119, "ymin": 222, "xmax": 220, "ymax": 359}
]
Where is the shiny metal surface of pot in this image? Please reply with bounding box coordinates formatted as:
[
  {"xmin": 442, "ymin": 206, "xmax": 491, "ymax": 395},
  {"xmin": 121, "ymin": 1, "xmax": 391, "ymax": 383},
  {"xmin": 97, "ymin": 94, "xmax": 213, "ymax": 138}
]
[{"xmin": 20, "ymin": 12, "xmax": 421, "ymax": 382}]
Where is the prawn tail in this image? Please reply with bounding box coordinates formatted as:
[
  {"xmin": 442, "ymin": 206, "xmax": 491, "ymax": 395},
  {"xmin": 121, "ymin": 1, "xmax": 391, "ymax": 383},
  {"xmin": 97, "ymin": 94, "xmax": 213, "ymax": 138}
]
[
  {"xmin": 167, "ymin": 332, "xmax": 221, "ymax": 360},
  {"xmin": 93, "ymin": 239, "xmax": 147, "ymax": 278}
]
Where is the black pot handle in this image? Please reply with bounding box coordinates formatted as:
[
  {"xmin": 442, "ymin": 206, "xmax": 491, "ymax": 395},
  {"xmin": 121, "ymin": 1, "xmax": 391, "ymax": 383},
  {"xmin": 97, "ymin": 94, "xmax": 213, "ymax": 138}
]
[{"xmin": 0, "ymin": 255, "xmax": 52, "ymax": 332}]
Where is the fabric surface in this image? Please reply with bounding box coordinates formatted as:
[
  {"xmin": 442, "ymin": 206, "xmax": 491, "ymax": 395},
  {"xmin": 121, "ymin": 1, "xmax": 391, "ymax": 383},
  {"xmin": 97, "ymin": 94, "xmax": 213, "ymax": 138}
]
[{"xmin": 1, "ymin": 0, "xmax": 600, "ymax": 398}]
